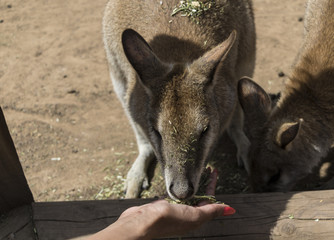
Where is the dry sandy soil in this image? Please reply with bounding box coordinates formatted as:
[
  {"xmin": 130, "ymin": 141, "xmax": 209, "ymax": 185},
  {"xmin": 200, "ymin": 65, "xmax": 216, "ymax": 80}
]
[{"xmin": 1, "ymin": 0, "xmax": 327, "ymax": 202}]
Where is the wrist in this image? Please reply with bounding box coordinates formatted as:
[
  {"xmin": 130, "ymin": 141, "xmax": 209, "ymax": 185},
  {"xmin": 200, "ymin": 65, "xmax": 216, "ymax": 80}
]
[{"xmin": 87, "ymin": 213, "xmax": 153, "ymax": 240}]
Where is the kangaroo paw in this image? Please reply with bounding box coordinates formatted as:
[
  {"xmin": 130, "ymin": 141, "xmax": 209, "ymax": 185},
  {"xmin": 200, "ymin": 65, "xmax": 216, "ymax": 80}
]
[{"xmin": 124, "ymin": 167, "xmax": 149, "ymax": 198}]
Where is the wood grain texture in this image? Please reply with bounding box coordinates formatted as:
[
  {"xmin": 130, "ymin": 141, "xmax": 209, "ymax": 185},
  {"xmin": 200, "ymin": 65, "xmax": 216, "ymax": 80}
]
[
  {"xmin": 0, "ymin": 190, "xmax": 330, "ymax": 240},
  {"xmin": 0, "ymin": 205, "xmax": 35, "ymax": 240},
  {"xmin": 1, "ymin": 190, "xmax": 334, "ymax": 239}
]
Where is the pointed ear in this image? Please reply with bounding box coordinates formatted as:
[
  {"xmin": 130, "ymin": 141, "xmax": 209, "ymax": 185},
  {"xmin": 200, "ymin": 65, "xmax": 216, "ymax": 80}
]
[
  {"xmin": 238, "ymin": 77, "xmax": 272, "ymax": 134},
  {"xmin": 275, "ymin": 119, "xmax": 303, "ymax": 149},
  {"xmin": 122, "ymin": 29, "xmax": 168, "ymax": 89},
  {"xmin": 202, "ymin": 30, "xmax": 236, "ymax": 65},
  {"xmin": 190, "ymin": 30, "xmax": 237, "ymax": 82}
]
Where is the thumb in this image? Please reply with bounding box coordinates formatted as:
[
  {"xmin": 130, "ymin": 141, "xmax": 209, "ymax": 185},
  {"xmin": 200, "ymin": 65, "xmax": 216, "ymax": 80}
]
[{"xmin": 197, "ymin": 203, "xmax": 236, "ymax": 220}]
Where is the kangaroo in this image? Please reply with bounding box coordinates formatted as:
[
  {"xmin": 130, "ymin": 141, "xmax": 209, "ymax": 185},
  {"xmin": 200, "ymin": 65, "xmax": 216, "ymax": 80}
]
[
  {"xmin": 238, "ymin": 0, "xmax": 334, "ymax": 192},
  {"xmin": 103, "ymin": 0, "xmax": 255, "ymax": 199}
]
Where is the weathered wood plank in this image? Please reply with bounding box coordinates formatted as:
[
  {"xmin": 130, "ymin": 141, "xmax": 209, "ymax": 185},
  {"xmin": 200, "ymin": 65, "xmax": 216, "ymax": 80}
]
[
  {"xmin": 29, "ymin": 190, "xmax": 334, "ymax": 240},
  {"xmin": 0, "ymin": 107, "xmax": 34, "ymax": 214},
  {"xmin": 0, "ymin": 205, "xmax": 35, "ymax": 240},
  {"xmin": 1, "ymin": 190, "xmax": 333, "ymax": 239},
  {"xmin": 33, "ymin": 198, "xmax": 152, "ymax": 221},
  {"xmin": 32, "ymin": 199, "xmax": 153, "ymax": 239}
]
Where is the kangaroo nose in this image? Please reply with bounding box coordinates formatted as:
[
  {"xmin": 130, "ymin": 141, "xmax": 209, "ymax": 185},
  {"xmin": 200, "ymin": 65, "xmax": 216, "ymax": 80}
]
[{"xmin": 169, "ymin": 181, "xmax": 194, "ymax": 200}]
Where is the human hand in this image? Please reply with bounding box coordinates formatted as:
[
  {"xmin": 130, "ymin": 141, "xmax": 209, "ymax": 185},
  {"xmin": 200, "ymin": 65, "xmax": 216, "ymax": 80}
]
[
  {"xmin": 141, "ymin": 168, "xmax": 235, "ymax": 238},
  {"xmin": 87, "ymin": 168, "xmax": 235, "ymax": 240},
  {"xmin": 122, "ymin": 199, "xmax": 235, "ymax": 239}
]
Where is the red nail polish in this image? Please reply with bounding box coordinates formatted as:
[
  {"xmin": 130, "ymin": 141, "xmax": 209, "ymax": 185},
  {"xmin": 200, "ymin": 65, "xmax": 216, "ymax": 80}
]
[{"xmin": 222, "ymin": 206, "xmax": 236, "ymax": 216}]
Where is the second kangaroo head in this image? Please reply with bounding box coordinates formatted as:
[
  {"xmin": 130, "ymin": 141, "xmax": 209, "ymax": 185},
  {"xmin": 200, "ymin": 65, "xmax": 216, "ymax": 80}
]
[
  {"xmin": 238, "ymin": 78, "xmax": 330, "ymax": 192},
  {"xmin": 122, "ymin": 29, "xmax": 237, "ymax": 200}
]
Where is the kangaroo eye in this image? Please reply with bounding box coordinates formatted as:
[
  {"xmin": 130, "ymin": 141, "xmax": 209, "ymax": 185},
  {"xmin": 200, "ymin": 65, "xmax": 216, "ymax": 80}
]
[
  {"xmin": 268, "ymin": 170, "xmax": 281, "ymax": 184},
  {"xmin": 152, "ymin": 127, "xmax": 162, "ymax": 141},
  {"xmin": 200, "ymin": 125, "xmax": 210, "ymax": 140}
]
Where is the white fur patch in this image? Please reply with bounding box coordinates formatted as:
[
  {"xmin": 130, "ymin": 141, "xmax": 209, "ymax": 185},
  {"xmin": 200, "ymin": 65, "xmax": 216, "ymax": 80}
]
[{"xmin": 312, "ymin": 144, "xmax": 321, "ymax": 152}]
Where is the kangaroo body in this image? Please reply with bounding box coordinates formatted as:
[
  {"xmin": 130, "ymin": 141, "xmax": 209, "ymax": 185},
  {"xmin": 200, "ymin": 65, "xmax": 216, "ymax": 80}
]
[
  {"xmin": 103, "ymin": 0, "xmax": 255, "ymax": 199},
  {"xmin": 239, "ymin": 0, "xmax": 334, "ymax": 192}
]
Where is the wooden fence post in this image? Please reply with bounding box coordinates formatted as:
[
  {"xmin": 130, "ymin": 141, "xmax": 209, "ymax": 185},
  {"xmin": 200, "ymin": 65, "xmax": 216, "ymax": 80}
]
[{"xmin": 0, "ymin": 107, "xmax": 34, "ymax": 214}]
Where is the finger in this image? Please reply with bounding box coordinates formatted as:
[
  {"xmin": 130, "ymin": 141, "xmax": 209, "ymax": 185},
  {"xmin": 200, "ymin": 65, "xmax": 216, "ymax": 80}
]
[
  {"xmin": 196, "ymin": 203, "xmax": 227, "ymax": 220},
  {"xmin": 198, "ymin": 203, "xmax": 236, "ymax": 219},
  {"xmin": 198, "ymin": 168, "xmax": 218, "ymax": 206},
  {"xmin": 206, "ymin": 168, "xmax": 218, "ymax": 195}
]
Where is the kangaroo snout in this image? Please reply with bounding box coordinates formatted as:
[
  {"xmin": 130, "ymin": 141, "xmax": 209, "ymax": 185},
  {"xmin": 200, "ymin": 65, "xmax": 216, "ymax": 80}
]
[
  {"xmin": 169, "ymin": 180, "xmax": 195, "ymax": 200},
  {"xmin": 164, "ymin": 165, "xmax": 199, "ymax": 200}
]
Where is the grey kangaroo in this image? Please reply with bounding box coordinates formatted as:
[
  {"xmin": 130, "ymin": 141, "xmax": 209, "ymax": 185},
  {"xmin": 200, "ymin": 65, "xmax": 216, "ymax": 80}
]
[
  {"xmin": 238, "ymin": 0, "xmax": 334, "ymax": 192},
  {"xmin": 103, "ymin": 0, "xmax": 255, "ymax": 199}
]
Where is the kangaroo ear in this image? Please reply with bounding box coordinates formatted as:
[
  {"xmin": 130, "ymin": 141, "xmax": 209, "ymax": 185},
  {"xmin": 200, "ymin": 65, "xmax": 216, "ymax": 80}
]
[
  {"xmin": 238, "ymin": 77, "xmax": 272, "ymax": 135},
  {"xmin": 190, "ymin": 30, "xmax": 237, "ymax": 83},
  {"xmin": 202, "ymin": 30, "xmax": 236, "ymax": 65},
  {"xmin": 275, "ymin": 119, "xmax": 303, "ymax": 149},
  {"xmin": 122, "ymin": 29, "xmax": 167, "ymax": 89}
]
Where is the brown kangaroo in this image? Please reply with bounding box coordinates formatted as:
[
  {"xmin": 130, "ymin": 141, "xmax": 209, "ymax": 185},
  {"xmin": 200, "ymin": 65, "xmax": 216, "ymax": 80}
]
[
  {"xmin": 238, "ymin": 0, "xmax": 334, "ymax": 192},
  {"xmin": 103, "ymin": 0, "xmax": 255, "ymax": 199}
]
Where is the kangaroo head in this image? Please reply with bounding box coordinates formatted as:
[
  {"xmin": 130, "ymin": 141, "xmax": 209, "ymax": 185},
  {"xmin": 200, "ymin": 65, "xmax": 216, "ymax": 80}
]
[
  {"xmin": 122, "ymin": 29, "xmax": 237, "ymax": 200},
  {"xmin": 238, "ymin": 78, "xmax": 315, "ymax": 192}
]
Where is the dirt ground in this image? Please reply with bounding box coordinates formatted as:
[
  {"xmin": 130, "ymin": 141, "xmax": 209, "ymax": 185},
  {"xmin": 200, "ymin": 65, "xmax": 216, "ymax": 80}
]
[{"xmin": 1, "ymin": 0, "xmax": 323, "ymax": 202}]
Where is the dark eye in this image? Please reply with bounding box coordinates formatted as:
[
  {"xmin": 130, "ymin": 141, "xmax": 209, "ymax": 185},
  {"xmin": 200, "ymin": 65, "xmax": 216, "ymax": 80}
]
[
  {"xmin": 200, "ymin": 125, "xmax": 210, "ymax": 140},
  {"xmin": 268, "ymin": 169, "xmax": 281, "ymax": 184},
  {"xmin": 152, "ymin": 127, "xmax": 162, "ymax": 141}
]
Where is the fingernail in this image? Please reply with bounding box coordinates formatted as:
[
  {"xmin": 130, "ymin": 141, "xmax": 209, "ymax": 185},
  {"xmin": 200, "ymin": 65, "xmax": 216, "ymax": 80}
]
[{"xmin": 222, "ymin": 206, "xmax": 236, "ymax": 216}]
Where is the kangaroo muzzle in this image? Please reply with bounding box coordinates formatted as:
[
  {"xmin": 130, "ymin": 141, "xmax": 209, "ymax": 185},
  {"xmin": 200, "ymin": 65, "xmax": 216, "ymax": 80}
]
[
  {"xmin": 164, "ymin": 165, "xmax": 201, "ymax": 200},
  {"xmin": 168, "ymin": 179, "xmax": 195, "ymax": 200}
]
